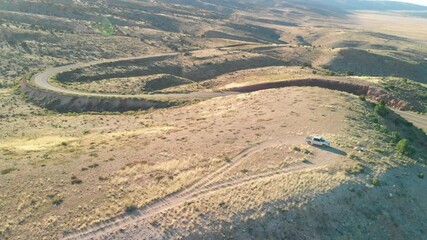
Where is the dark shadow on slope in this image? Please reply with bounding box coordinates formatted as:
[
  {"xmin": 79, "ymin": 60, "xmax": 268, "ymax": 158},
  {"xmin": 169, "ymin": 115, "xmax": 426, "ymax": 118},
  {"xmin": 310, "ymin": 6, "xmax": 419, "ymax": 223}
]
[
  {"xmin": 203, "ymin": 30, "xmax": 261, "ymax": 43},
  {"xmin": 56, "ymin": 55, "xmax": 286, "ymax": 84},
  {"xmin": 365, "ymin": 32, "xmax": 413, "ymax": 43},
  {"xmin": 244, "ymin": 16, "xmax": 299, "ymax": 27},
  {"xmin": 384, "ymin": 110, "xmax": 427, "ymax": 158},
  {"xmin": 324, "ymin": 49, "xmax": 427, "ymax": 84},
  {"xmin": 312, "ymin": 145, "xmax": 347, "ymax": 156},
  {"xmin": 227, "ymin": 23, "xmax": 286, "ymax": 44},
  {"xmin": 180, "ymin": 165, "xmax": 427, "ymax": 240}
]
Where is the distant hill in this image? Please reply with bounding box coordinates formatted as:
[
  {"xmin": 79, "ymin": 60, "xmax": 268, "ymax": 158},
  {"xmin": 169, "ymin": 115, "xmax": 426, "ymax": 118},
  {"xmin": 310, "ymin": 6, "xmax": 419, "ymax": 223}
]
[{"xmin": 286, "ymin": 0, "xmax": 427, "ymax": 11}]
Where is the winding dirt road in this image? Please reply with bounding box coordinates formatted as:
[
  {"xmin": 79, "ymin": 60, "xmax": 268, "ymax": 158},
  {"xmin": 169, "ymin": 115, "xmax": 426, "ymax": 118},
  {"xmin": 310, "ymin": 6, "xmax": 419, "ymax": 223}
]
[{"xmin": 31, "ymin": 52, "xmax": 238, "ymax": 101}]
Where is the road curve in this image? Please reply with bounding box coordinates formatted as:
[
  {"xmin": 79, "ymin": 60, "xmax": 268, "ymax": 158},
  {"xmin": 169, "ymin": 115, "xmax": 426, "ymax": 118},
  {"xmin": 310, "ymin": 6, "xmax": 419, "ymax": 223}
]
[
  {"xmin": 28, "ymin": 46, "xmax": 426, "ymax": 131},
  {"xmin": 31, "ymin": 52, "xmax": 237, "ymax": 101}
]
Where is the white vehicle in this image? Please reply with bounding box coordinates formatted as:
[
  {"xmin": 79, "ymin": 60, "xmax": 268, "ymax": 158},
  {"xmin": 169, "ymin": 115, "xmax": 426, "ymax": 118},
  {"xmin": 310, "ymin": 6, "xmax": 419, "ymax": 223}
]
[{"xmin": 305, "ymin": 136, "xmax": 330, "ymax": 147}]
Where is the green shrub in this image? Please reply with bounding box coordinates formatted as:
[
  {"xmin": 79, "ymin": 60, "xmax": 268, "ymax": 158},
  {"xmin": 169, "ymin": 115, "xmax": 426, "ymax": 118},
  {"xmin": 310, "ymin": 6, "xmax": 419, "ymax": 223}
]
[
  {"xmin": 390, "ymin": 132, "xmax": 400, "ymax": 143},
  {"xmin": 71, "ymin": 175, "xmax": 83, "ymax": 185},
  {"xmin": 374, "ymin": 101, "xmax": 388, "ymax": 117},
  {"xmin": 292, "ymin": 145, "xmax": 301, "ymax": 152},
  {"xmin": 302, "ymin": 148, "xmax": 313, "ymax": 155},
  {"xmin": 98, "ymin": 176, "xmax": 109, "ymax": 181},
  {"xmin": 368, "ymin": 115, "xmax": 379, "ymax": 124},
  {"xmin": 125, "ymin": 204, "xmax": 137, "ymax": 213},
  {"xmin": 379, "ymin": 126, "xmax": 388, "ymax": 133},
  {"xmin": 1, "ymin": 168, "xmax": 17, "ymax": 175},
  {"xmin": 52, "ymin": 198, "xmax": 63, "ymax": 206},
  {"xmin": 370, "ymin": 177, "xmax": 380, "ymax": 186},
  {"xmin": 301, "ymin": 62, "xmax": 312, "ymax": 68},
  {"xmin": 98, "ymin": 16, "xmax": 115, "ymax": 36},
  {"xmin": 346, "ymin": 163, "xmax": 364, "ymax": 175},
  {"xmin": 302, "ymin": 158, "xmax": 312, "ymax": 164},
  {"xmin": 396, "ymin": 139, "xmax": 416, "ymax": 156},
  {"xmin": 88, "ymin": 163, "xmax": 99, "ymax": 168},
  {"xmin": 418, "ymin": 172, "xmax": 424, "ymax": 179},
  {"xmin": 359, "ymin": 95, "xmax": 366, "ymax": 101},
  {"xmin": 348, "ymin": 152, "xmax": 359, "ymax": 160}
]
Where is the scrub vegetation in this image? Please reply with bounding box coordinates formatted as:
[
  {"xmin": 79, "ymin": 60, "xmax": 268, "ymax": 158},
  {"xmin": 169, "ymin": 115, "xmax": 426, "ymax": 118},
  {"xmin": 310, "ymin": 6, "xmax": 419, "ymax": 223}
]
[{"xmin": 1, "ymin": 0, "xmax": 427, "ymax": 239}]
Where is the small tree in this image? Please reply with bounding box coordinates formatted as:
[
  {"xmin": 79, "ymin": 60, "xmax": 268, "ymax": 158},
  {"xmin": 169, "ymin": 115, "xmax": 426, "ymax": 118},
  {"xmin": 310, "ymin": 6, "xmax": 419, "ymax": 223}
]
[
  {"xmin": 370, "ymin": 177, "xmax": 380, "ymax": 186},
  {"xmin": 396, "ymin": 139, "xmax": 415, "ymax": 156},
  {"xmin": 374, "ymin": 101, "xmax": 388, "ymax": 117},
  {"xmin": 125, "ymin": 204, "xmax": 137, "ymax": 214},
  {"xmin": 390, "ymin": 131, "xmax": 400, "ymax": 143}
]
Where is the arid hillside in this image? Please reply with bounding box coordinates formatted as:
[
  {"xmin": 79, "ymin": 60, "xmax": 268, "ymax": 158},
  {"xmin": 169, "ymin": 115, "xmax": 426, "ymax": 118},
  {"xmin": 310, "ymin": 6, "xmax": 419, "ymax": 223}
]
[
  {"xmin": 1, "ymin": 0, "xmax": 427, "ymax": 239},
  {"xmin": 2, "ymin": 0, "xmax": 427, "ymax": 87}
]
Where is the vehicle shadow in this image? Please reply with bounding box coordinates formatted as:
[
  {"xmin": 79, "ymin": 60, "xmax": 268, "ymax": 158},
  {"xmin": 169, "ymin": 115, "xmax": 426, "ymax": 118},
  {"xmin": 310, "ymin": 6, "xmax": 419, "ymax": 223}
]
[{"xmin": 312, "ymin": 145, "xmax": 347, "ymax": 156}]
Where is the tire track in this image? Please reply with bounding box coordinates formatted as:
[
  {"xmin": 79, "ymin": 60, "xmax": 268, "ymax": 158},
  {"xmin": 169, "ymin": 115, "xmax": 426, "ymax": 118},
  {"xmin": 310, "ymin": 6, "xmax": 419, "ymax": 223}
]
[
  {"xmin": 65, "ymin": 161, "xmax": 329, "ymax": 240},
  {"xmin": 177, "ymin": 140, "xmax": 283, "ymax": 196},
  {"xmin": 62, "ymin": 138, "xmax": 316, "ymax": 240}
]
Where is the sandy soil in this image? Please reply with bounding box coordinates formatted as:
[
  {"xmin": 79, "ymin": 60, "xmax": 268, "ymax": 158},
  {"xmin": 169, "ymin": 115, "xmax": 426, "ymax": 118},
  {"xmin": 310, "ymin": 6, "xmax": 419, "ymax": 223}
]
[
  {"xmin": 1, "ymin": 87, "xmax": 356, "ymax": 239},
  {"xmin": 2, "ymin": 2, "xmax": 427, "ymax": 240}
]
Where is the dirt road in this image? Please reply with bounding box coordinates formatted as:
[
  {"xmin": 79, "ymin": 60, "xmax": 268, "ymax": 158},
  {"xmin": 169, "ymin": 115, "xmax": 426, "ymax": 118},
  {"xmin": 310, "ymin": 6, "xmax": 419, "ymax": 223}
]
[
  {"xmin": 30, "ymin": 46, "xmax": 424, "ymax": 130},
  {"xmin": 31, "ymin": 52, "xmax": 239, "ymax": 101},
  {"xmin": 393, "ymin": 110, "xmax": 427, "ymax": 132}
]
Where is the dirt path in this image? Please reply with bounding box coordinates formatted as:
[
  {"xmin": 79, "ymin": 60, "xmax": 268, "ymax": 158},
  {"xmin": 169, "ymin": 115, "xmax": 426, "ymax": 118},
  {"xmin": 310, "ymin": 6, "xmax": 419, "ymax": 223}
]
[
  {"xmin": 30, "ymin": 43, "xmax": 284, "ymax": 101},
  {"xmin": 393, "ymin": 110, "xmax": 427, "ymax": 132},
  {"xmin": 29, "ymin": 44, "xmax": 422, "ymax": 129},
  {"xmin": 31, "ymin": 52, "xmax": 239, "ymax": 101},
  {"xmin": 62, "ymin": 137, "xmax": 342, "ymax": 240}
]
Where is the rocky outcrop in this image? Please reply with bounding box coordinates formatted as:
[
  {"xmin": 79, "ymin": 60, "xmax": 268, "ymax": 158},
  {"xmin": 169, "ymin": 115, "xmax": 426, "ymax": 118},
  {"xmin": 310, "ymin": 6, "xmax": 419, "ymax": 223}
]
[
  {"xmin": 227, "ymin": 78, "xmax": 369, "ymax": 95},
  {"xmin": 367, "ymin": 87, "xmax": 411, "ymax": 110},
  {"xmin": 227, "ymin": 78, "xmax": 413, "ymax": 110}
]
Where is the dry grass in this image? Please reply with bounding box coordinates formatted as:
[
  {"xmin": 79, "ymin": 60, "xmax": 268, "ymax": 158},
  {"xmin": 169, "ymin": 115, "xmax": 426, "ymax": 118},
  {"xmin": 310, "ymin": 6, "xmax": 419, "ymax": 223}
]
[
  {"xmin": 0, "ymin": 136, "xmax": 78, "ymax": 152},
  {"xmin": 151, "ymin": 166, "xmax": 351, "ymax": 235},
  {"xmin": 211, "ymin": 66, "xmax": 322, "ymax": 89},
  {"xmin": 1, "ymin": 2, "xmax": 427, "ymax": 239},
  {"xmin": 103, "ymin": 86, "xmax": 426, "ymax": 239},
  {"xmin": 0, "ymin": 86, "xmax": 361, "ymax": 239}
]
